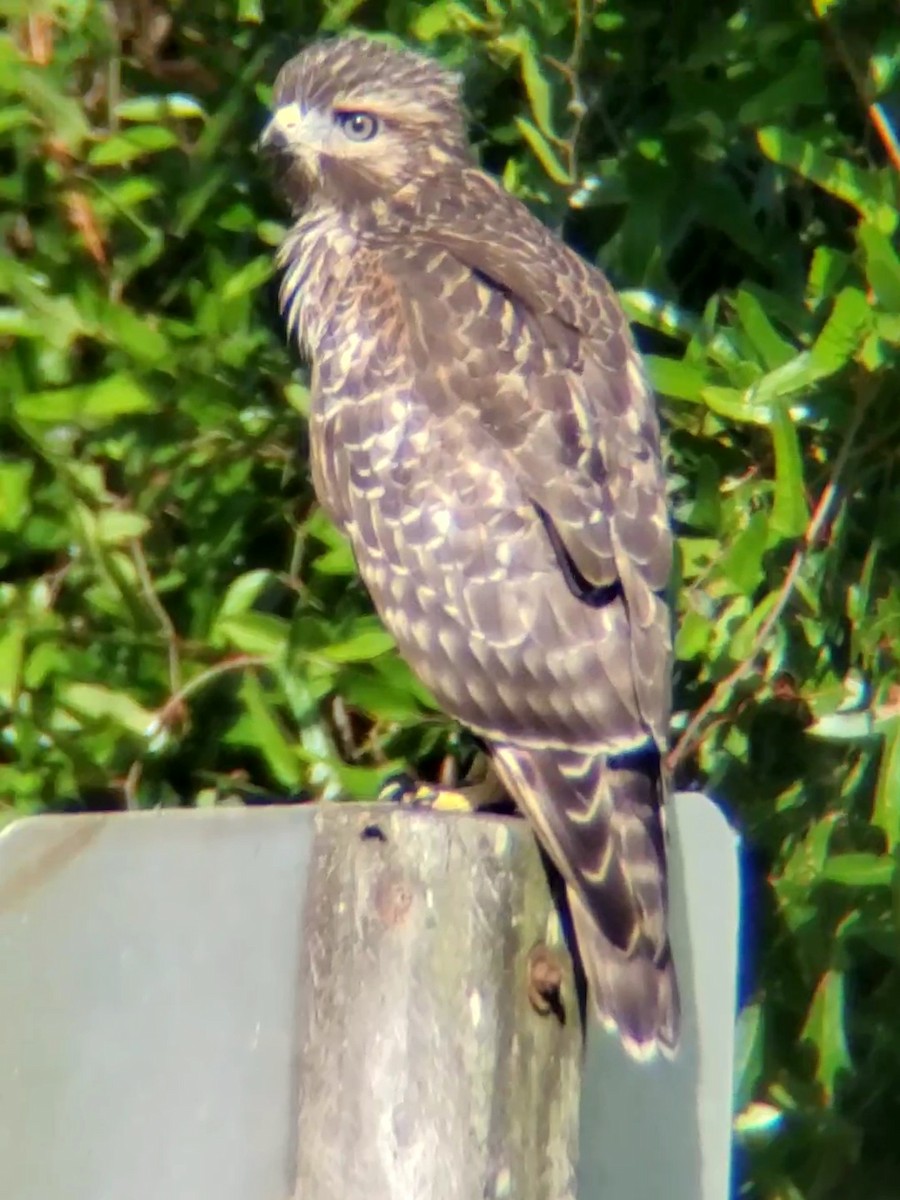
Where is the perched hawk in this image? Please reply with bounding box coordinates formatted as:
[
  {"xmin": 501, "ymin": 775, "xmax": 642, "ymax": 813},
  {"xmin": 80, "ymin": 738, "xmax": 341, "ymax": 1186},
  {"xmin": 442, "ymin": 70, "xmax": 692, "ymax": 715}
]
[{"xmin": 262, "ymin": 36, "xmax": 678, "ymax": 1058}]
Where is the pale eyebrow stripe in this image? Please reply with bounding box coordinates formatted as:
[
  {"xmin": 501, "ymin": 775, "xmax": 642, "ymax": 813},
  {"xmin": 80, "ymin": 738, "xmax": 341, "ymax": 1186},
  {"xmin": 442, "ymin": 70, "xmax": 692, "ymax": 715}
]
[{"xmin": 329, "ymin": 94, "xmax": 441, "ymax": 126}]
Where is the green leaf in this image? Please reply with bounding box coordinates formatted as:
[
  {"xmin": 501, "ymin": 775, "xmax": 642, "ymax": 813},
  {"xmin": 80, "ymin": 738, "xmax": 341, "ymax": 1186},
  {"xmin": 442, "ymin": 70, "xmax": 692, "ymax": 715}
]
[
  {"xmin": 872, "ymin": 718, "xmax": 900, "ymax": 851},
  {"xmin": 733, "ymin": 1003, "xmax": 765, "ymax": 1110},
  {"xmin": 340, "ymin": 671, "xmax": 424, "ymax": 721},
  {"xmin": 622, "ymin": 293, "xmax": 702, "ymax": 342},
  {"xmin": 216, "ymin": 570, "xmax": 278, "ymax": 620},
  {"xmin": 810, "ymin": 287, "xmax": 873, "ymax": 375},
  {"xmin": 61, "ymin": 683, "xmax": 155, "ymax": 737},
  {"xmin": 859, "ymin": 223, "xmax": 900, "ymax": 311},
  {"xmin": 313, "ymin": 543, "xmax": 357, "ymax": 575},
  {"xmin": 411, "ymin": 2, "xmax": 460, "ymax": 39},
  {"xmin": 221, "ymin": 256, "xmax": 274, "ymax": 300},
  {"xmin": 0, "ymin": 623, "xmax": 25, "ymax": 706},
  {"xmin": 720, "ymin": 512, "xmax": 769, "ymax": 594},
  {"xmin": 700, "ymin": 386, "xmax": 772, "ymax": 425},
  {"xmin": 734, "ymin": 289, "xmax": 796, "ymax": 369},
  {"xmin": 801, "ymin": 970, "xmax": 851, "ymax": 1102},
  {"xmin": 645, "ymin": 355, "xmax": 707, "ymax": 401},
  {"xmin": 0, "ymin": 461, "xmax": 33, "ymax": 532},
  {"xmin": 215, "ymin": 613, "xmax": 290, "ymax": 657},
  {"xmin": 747, "ymin": 353, "xmax": 824, "ymax": 408},
  {"xmin": 320, "ymin": 628, "xmax": 396, "ymax": 663},
  {"xmin": 15, "ymin": 64, "xmax": 91, "ymax": 147},
  {"xmin": 319, "ymin": 0, "xmax": 370, "ymax": 32},
  {"xmin": 15, "ymin": 374, "xmax": 158, "ymax": 425},
  {"xmin": 513, "ymin": 117, "xmax": 571, "ymax": 185},
  {"xmin": 674, "ymin": 608, "xmax": 711, "ymax": 660},
  {"xmin": 822, "ymin": 854, "xmax": 895, "ymax": 887},
  {"xmin": 88, "ymin": 127, "xmax": 180, "ymax": 167},
  {"xmin": 495, "ymin": 29, "xmax": 556, "ymax": 138},
  {"xmin": 757, "ymin": 127, "xmax": 897, "ymax": 234},
  {"xmin": 769, "ymin": 404, "xmax": 810, "ymax": 539},
  {"xmin": 93, "ymin": 511, "xmax": 152, "ymax": 545},
  {"xmin": 730, "ymin": 590, "xmax": 781, "ymax": 661},
  {"xmin": 114, "ymin": 95, "xmax": 207, "ymax": 122},
  {"xmin": 235, "ymin": 673, "xmax": 303, "ymax": 787},
  {"xmin": 806, "ymin": 245, "xmax": 852, "ymax": 312},
  {"xmin": 808, "ymin": 710, "xmax": 878, "ymax": 741},
  {"xmin": 102, "ymin": 309, "xmax": 170, "ymax": 364}
]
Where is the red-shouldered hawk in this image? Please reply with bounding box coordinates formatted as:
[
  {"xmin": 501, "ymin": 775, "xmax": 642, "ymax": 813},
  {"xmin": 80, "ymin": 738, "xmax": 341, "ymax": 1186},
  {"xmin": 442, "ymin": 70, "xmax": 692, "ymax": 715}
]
[{"xmin": 261, "ymin": 35, "xmax": 678, "ymax": 1059}]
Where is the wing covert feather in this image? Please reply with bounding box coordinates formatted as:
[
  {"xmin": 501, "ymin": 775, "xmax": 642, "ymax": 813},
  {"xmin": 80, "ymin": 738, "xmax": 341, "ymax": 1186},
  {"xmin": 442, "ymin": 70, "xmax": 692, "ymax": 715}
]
[{"xmin": 372, "ymin": 183, "xmax": 673, "ymax": 740}]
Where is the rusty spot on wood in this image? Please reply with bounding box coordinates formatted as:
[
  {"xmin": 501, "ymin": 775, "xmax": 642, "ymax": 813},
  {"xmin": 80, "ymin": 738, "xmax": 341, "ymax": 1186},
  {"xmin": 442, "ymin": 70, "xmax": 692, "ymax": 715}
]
[
  {"xmin": 527, "ymin": 943, "xmax": 566, "ymax": 1023},
  {"xmin": 373, "ymin": 874, "xmax": 414, "ymax": 927}
]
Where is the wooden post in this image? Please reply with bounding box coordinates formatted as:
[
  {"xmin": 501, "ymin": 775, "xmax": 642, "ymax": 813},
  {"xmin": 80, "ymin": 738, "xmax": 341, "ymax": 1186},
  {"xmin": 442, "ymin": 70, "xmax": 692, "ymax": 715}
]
[
  {"xmin": 291, "ymin": 805, "xmax": 582, "ymax": 1200},
  {"xmin": 0, "ymin": 804, "xmax": 583, "ymax": 1200},
  {"xmin": 0, "ymin": 796, "xmax": 738, "ymax": 1199}
]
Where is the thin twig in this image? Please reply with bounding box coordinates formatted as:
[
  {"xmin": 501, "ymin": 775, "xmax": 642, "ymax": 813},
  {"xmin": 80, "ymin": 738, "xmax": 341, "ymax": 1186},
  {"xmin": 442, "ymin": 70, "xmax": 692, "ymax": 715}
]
[
  {"xmin": 868, "ymin": 103, "xmax": 900, "ymax": 175},
  {"xmin": 563, "ymin": 0, "xmax": 590, "ymax": 184},
  {"xmin": 129, "ymin": 537, "xmax": 182, "ymax": 695},
  {"xmin": 121, "ymin": 653, "xmax": 272, "ymax": 809},
  {"xmin": 668, "ymin": 382, "xmax": 874, "ymax": 773},
  {"xmin": 123, "ymin": 759, "xmax": 143, "ymax": 811},
  {"xmin": 153, "ymin": 653, "xmax": 271, "ymax": 731},
  {"xmin": 812, "ymin": 1, "xmax": 900, "ymax": 173},
  {"xmin": 546, "ymin": 0, "xmax": 596, "ymax": 188}
]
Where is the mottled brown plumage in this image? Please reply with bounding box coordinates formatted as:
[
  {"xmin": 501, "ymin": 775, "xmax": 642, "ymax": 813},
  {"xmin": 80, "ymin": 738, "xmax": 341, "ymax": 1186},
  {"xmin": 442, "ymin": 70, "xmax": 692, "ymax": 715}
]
[{"xmin": 262, "ymin": 35, "xmax": 678, "ymax": 1057}]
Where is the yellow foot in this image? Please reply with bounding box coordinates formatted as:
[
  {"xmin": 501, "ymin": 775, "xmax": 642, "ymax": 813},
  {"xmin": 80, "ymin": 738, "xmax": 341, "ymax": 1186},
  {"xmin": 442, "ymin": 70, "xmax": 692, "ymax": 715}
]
[{"xmin": 378, "ymin": 769, "xmax": 508, "ymax": 813}]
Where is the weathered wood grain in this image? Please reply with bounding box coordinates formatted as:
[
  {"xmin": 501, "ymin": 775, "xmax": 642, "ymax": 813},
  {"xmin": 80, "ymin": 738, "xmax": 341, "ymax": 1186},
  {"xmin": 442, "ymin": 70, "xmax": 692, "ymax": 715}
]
[{"xmin": 291, "ymin": 804, "xmax": 583, "ymax": 1200}]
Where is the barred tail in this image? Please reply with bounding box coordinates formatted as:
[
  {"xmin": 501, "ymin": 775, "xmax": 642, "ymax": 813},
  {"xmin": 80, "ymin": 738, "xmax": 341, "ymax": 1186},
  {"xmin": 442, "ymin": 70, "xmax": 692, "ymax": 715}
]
[
  {"xmin": 491, "ymin": 742, "xmax": 680, "ymax": 1059},
  {"xmin": 569, "ymin": 881, "xmax": 679, "ymax": 1058}
]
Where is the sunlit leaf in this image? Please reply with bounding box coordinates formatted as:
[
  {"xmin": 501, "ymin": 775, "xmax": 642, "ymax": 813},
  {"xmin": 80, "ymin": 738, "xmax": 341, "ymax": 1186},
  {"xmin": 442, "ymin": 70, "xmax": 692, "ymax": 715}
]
[
  {"xmin": 94, "ymin": 511, "xmax": 152, "ymax": 545},
  {"xmin": 801, "ymin": 970, "xmax": 851, "ymax": 1102},
  {"xmin": 320, "ymin": 628, "xmax": 396, "ymax": 662},
  {"xmin": 872, "ymin": 718, "xmax": 900, "ymax": 851},
  {"xmin": 822, "ymin": 854, "xmax": 895, "ymax": 887},
  {"xmin": 61, "ymin": 683, "xmax": 156, "ymax": 737},
  {"xmin": 734, "ymin": 289, "xmax": 795, "ymax": 369},
  {"xmin": 810, "ymin": 287, "xmax": 873, "ymax": 374},
  {"xmin": 769, "ymin": 404, "xmax": 810, "ymax": 540},
  {"xmin": 757, "ymin": 127, "xmax": 897, "ymax": 233},
  {"xmin": 114, "ymin": 95, "xmax": 207, "ymax": 122},
  {"xmin": 215, "ymin": 614, "xmax": 290, "ymax": 657},
  {"xmin": 721, "ymin": 512, "xmax": 769, "ymax": 595},
  {"xmin": 859, "ymin": 223, "xmax": 900, "ymax": 311},
  {"xmin": 15, "ymin": 374, "xmax": 158, "ymax": 424},
  {"xmin": 216, "ymin": 570, "xmax": 278, "ymax": 620},
  {"xmin": 88, "ymin": 127, "xmax": 180, "ymax": 167},
  {"xmin": 495, "ymin": 29, "xmax": 556, "ymax": 138},
  {"xmin": 646, "ymin": 355, "xmax": 707, "ymax": 401},
  {"xmin": 513, "ymin": 116, "xmax": 571, "ymax": 184}
]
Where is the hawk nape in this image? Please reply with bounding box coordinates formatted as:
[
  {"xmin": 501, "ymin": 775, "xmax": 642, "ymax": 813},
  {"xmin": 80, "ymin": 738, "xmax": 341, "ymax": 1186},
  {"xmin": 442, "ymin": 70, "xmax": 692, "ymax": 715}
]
[{"xmin": 260, "ymin": 36, "xmax": 678, "ymax": 1060}]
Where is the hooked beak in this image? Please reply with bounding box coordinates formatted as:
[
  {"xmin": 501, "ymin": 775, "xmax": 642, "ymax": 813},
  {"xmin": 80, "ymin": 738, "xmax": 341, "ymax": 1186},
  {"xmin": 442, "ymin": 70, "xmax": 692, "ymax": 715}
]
[
  {"xmin": 258, "ymin": 103, "xmax": 326, "ymax": 158},
  {"xmin": 258, "ymin": 116, "xmax": 288, "ymax": 156}
]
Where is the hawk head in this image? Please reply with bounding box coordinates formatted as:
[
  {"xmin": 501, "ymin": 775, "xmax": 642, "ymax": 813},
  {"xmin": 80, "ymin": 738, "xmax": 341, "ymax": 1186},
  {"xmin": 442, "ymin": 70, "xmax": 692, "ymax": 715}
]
[{"xmin": 260, "ymin": 37, "xmax": 472, "ymax": 212}]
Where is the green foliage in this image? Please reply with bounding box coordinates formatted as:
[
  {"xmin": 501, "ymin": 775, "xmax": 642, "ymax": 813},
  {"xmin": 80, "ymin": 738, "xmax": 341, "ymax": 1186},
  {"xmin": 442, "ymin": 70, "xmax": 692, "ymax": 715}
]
[{"xmin": 1, "ymin": 0, "xmax": 898, "ymax": 1194}]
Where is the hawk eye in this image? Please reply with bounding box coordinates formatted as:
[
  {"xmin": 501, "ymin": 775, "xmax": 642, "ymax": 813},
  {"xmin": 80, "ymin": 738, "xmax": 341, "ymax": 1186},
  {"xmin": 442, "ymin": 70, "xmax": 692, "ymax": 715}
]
[{"xmin": 336, "ymin": 111, "xmax": 379, "ymax": 142}]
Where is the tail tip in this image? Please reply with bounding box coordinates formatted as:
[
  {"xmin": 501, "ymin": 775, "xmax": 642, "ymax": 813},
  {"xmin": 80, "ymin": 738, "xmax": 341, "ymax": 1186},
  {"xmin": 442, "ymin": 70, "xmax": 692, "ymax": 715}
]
[{"xmin": 589, "ymin": 956, "xmax": 681, "ymax": 1063}]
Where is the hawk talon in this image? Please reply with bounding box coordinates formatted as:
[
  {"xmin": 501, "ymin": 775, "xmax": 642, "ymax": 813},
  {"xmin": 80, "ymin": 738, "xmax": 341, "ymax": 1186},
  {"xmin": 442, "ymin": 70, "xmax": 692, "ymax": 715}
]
[
  {"xmin": 377, "ymin": 772, "xmax": 418, "ymax": 806},
  {"xmin": 378, "ymin": 774, "xmax": 476, "ymax": 812}
]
